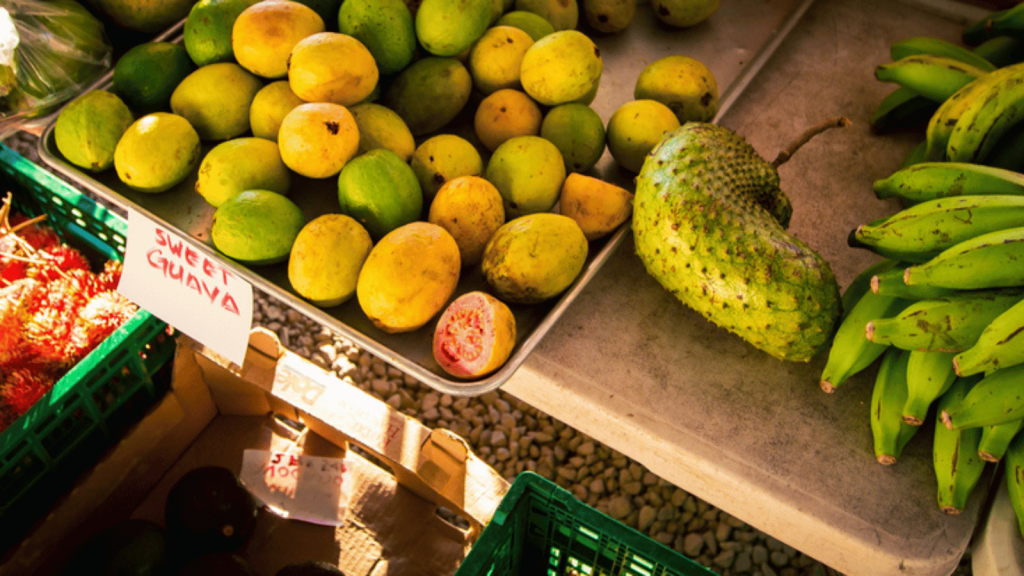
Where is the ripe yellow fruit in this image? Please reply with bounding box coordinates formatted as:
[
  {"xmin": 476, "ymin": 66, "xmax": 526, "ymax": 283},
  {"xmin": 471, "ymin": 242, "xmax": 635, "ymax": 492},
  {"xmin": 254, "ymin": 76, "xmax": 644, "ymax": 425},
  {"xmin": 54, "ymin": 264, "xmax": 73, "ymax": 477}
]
[
  {"xmin": 559, "ymin": 173, "xmax": 633, "ymax": 240},
  {"xmin": 606, "ymin": 99, "xmax": 680, "ymax": 173},
  {"xmin": 474, "ymin": 89, "xmax": 543, "ymax": 152},
  {"xmin": 468, "ymin": 25, "xmax": 534, "ymax": 94},
  {"xmin": 288, "ymin": 32, "xmax": 379, "ymax": 106},
  {"xmin": 428, "ymin": 175, "xmax": 506, "ymax": 266},
  {"xmin": 277, "ymin": 103, "xmax": 359, "ymax": 179},
  {"xmin": 635, "ymin": 55, "xmax": 719, "ymax": 123},
  {"xmin": 232, "ymin": 0, "xmax": 324, "ymax": 78}
]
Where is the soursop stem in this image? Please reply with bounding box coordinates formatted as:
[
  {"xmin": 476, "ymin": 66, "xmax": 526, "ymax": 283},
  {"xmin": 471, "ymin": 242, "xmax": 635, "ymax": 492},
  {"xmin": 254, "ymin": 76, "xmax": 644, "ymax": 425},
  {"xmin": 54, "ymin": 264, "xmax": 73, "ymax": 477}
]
[{"xmin": 771, "ymin": 116, "xmax": 852, "ymax": 168}]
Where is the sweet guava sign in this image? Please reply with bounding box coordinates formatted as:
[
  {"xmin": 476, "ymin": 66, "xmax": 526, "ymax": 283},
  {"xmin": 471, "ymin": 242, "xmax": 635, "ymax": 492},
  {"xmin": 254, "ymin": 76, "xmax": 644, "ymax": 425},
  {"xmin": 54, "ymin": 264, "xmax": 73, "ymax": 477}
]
[{"xmin": 118, "ymin": 208, "xmax": 253, "ymax": 365}]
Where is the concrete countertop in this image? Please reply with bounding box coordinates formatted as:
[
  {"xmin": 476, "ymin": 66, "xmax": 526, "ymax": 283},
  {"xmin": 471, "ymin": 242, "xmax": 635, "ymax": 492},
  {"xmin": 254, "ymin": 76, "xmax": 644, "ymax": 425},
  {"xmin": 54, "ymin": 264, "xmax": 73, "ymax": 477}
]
[{"xmin": 504, "ymin": 1, "xmax": 996, "ymax": 575}]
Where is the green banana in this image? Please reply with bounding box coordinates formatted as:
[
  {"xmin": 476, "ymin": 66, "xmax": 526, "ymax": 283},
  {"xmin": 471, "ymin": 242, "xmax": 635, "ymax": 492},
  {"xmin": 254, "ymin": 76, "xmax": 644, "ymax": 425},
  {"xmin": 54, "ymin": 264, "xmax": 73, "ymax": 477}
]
[
  {"xmin": 873, "ymin": 162, "xmax": 1024, "ymax": 204},
  {"xmin": 851, "ymin": 195, "xmax": 1024, "ymax": 258},
  {"xmin": 866, "ymin": 289, "xmax": 1024, "ymax": 354},
  {"xmin": 870, "ymin": 267, "xmax": 956, "ymax": 300},
  {"xmin": 891, "ymin": 36, "xmax": 996, "ymax": 72},
  {"xmin": 903, "ymin": 350, "xmax": 958, "ymax": 425},
  {"xmin": 954, "ymin": 296, "xmax": 1024, "ymax": 376},
  {"xmin": 978, "ymin": 418, "xmax": 1024, "ymax": 462},
  {"xmin": 963, "ymin": 4, "xmax": 1024, "ymax": 46},
  {"xmin": 923, "ymin": 74, "xmax": 994, "ymax": 161},
  {"xmin": 840, "ymin": 258, "xmax": 898, "ymax": 318},
  {"xmin": 1004, "ymin": 429, "xmax": 1024, "ymax": 537},
  {"xmin": 870, "ymin": 87, "xmax": 939, "ymax": 135},
  {"xmin": 941, "ymin": 363, "xmax": 1024, "ymax": 430},
  {"xmin": 947, "ymin": 63, "xmax": 1024, "ymax": 164},
  {"xmin": 933, "ymin": 375, "xmax": 986, "ymax": 514},
  {"xmin": 874, "ymin": 55, "xmax": 989, "ymax": 103},
  {"xmin": 973, "ymin": 36, "xmax": 1024, "ymax": 68},
  {"xmin": 872, "ymin": 347, "xmax": 919, "ymax": 465},
  {"xmin": 903, "ymin": 226, "xmax": 1024, "ymax": 291},
  {"xmin": 821, "ymin": 278, "xmax": 908, "ymax": 393}
]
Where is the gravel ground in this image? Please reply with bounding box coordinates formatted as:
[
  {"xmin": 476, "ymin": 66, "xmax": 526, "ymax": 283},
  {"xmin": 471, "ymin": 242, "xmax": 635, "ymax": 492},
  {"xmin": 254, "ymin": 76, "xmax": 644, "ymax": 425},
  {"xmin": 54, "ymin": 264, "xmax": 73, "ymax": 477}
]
[{"xmin": 3, "ymin": 130, "xmax": 975, "ymax": 576}]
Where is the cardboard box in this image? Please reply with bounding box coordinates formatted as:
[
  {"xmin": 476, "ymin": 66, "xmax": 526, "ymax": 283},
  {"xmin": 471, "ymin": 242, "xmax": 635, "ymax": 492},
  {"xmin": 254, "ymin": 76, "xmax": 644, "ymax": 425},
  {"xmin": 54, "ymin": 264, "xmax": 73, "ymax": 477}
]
[{"xmin": 1, "ymin": 328, "xmax": 509, "ymax": 576}]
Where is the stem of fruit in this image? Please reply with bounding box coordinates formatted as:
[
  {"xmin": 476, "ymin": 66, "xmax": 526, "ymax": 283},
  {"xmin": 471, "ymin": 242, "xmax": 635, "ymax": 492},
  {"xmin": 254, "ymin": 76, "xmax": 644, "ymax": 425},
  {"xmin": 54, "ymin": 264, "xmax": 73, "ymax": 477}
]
[{"xmin": 771, "ymin": 116, "xmax": 852, "ymax": 168}]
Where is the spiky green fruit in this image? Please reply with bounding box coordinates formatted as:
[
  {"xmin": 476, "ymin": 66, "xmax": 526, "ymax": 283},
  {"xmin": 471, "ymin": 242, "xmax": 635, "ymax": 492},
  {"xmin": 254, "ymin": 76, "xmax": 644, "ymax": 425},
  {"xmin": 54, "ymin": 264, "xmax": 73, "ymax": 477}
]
[{"xmin": 633, "ymin": 122, "xmax": 841, "ymax": 362}]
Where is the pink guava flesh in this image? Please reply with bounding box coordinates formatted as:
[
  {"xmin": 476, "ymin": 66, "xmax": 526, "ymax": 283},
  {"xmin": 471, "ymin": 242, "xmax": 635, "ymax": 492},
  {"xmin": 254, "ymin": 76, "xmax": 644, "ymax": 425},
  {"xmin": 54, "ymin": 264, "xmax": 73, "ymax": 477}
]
[{"xmin": 433, "ymin": 293, "xmax": 495, "ymax": 378}]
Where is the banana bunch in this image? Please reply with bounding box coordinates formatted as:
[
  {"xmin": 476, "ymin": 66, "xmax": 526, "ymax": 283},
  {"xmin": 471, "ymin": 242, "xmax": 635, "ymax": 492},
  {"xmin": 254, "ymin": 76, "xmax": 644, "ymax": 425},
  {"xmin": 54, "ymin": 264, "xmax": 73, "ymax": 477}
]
[
  {"xmin": 827, "ymin": 6, "xmax": 1024, "ymax": 529},
  {"xmin": 869, "ymin": 25, "xmax": 1024, "ymax": 171}
]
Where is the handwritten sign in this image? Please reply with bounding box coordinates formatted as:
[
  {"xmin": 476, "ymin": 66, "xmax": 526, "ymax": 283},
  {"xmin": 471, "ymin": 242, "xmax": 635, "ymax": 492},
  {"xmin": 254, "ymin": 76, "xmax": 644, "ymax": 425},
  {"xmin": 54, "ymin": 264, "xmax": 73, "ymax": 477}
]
[
  {"xmin": 117, "ymin": 208, "xmax": 253, "ymax": 365},
  {"xmin": 239, "ymin": 450, "xmax": 354, "ymax": 526}
]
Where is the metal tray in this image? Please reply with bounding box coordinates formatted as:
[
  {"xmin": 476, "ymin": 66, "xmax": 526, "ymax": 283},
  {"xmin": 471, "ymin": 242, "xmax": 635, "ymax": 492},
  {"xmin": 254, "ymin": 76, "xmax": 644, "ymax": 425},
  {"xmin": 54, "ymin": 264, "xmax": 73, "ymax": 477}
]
[{"xmin": 39, "ymin": 0, "xmax": 813, "ymax": 396}]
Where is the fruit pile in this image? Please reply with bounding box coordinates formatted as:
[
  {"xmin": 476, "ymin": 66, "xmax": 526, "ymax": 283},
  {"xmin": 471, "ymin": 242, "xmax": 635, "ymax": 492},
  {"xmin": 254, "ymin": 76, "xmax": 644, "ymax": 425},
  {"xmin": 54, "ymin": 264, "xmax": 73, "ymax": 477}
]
[
  {"xmin": 821, "ymin": 3, "xmax": 1024, "ymax": 530},
  {"xmin": 0, "ymin": 192, "xmax": 136, "ymax": 432},
  {"xmin": 52, "ymin": 0, "xmax": 721, "ymax": 380}
]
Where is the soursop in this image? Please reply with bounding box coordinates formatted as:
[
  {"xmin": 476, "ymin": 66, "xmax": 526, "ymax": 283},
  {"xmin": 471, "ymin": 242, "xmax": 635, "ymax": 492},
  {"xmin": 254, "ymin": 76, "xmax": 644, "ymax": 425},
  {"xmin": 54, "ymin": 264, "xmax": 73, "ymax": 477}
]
[{"xmin": 632, "ymin": 122, "xmax": 841, "ymax": 362}]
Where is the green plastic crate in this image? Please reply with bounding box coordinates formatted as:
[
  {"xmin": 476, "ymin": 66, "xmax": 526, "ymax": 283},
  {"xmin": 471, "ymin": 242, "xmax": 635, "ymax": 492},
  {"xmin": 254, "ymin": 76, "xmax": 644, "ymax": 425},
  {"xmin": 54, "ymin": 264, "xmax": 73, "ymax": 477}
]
[
  {"xmin": 0, "ymin": 144, "xmax": 176, "ymax": 551},
  {"xmin": 456, "ymin": 472, "xmax": 717, "ymax": 576}
]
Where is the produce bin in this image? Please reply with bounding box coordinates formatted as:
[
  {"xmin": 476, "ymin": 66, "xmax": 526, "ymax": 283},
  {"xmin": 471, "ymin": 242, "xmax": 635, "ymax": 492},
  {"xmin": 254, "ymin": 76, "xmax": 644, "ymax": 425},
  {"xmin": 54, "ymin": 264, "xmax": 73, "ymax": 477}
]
[
  {"xmin": 0, "ymin": 144, "xmax": 176, "ymax": 552},
  {"xmin": 455, "ymin": 472, "xmax": 715, "ymax": 576}
]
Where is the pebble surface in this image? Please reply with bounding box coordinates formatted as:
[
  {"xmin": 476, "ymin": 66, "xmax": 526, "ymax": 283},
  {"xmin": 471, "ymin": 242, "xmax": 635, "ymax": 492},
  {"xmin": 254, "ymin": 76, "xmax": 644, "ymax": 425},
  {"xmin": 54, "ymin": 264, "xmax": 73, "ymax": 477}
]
[{"xmin": 5, "ymin": 131, "xmax": 975, "ymax": 576}]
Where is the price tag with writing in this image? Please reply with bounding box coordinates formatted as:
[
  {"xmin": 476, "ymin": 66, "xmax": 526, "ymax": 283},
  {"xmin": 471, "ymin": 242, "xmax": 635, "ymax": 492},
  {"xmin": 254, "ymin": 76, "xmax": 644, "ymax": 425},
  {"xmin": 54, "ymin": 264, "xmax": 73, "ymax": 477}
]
[
  {"xmin": 239, "ymin": 450, "xmax": 354, "ymax": 526},
  {"xmin": 117, "ymin": 208, "xmax": 253, "ymax": 366}
]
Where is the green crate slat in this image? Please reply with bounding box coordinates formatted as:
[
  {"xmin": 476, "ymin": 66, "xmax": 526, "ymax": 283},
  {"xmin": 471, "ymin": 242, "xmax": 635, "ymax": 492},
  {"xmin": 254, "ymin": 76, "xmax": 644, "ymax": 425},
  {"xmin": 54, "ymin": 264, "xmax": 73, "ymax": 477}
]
[
  {"xmin": 0, "ymin": 143, "xmax": 175, "ymax": 553},
  {"xmin": 456, "ymin": 472, "xmax": 717, "ymax": 576}
]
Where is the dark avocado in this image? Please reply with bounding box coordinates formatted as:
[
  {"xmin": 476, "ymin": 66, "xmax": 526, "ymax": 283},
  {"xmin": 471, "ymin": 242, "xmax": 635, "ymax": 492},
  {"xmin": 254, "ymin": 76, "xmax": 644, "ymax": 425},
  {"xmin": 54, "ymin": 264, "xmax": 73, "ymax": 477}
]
[
  {"xmin": 275, "ymin": 561, "xmax": 347, "ymax": 576},
  {"xmin": 174, "ymin": 552, "xmax": 256, "ymax": 576},
  {"xmin": 164, "ymin": 466, "xmax": 259, "ymax": 556},
  {"xmin": 65, "ymin": 518, "xmax": 171, "ymax": 576}
]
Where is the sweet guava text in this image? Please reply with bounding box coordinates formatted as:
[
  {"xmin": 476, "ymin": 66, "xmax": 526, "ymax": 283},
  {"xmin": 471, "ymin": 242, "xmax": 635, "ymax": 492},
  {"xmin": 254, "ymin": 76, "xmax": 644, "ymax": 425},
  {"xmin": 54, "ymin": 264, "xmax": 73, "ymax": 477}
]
[{"xmin": 146, "ymin": 228, "xmax": 240, "ymax": 315}]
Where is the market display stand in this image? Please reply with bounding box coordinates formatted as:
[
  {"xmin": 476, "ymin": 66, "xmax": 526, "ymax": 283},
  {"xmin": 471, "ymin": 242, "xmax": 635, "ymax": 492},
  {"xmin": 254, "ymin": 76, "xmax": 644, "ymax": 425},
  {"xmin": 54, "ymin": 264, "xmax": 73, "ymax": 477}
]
[{"xmin": 501, "ymin": 1, "xmax": 993, "ymax": 575}]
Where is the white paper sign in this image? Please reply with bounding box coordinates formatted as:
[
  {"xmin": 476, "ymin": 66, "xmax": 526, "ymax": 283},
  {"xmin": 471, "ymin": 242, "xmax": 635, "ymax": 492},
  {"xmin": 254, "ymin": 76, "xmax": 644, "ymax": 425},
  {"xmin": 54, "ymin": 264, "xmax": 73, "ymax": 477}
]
[
  {"xmin": 239, "ymin": 450, "xmax": 354, "ymax": 526},
  {"xmin": 117, "ymin": 208, "xmax": 253, "ymax": 366}
]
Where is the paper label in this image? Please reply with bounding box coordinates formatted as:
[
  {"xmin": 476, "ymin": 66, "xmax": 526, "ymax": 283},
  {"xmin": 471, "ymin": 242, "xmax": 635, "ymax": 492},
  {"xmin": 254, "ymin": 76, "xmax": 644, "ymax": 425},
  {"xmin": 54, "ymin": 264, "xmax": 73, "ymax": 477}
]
[
  {"xmin": 117, "ymin": 208, "xmax": 253, "ymax": 366},
  {"xmin": 239, "ymin": 450, "xmax": 354, "ymax": 526}
]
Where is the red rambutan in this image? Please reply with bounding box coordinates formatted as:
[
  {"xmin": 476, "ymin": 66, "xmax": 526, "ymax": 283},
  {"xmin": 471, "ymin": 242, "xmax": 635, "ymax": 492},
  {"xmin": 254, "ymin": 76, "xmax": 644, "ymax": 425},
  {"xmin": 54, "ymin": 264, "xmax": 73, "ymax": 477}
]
[
  {"xmin": 31, "ymin": 245, "xmax": 91, "ymax": 283},
  {"xmin": 8, "ymin": 215, "xmax": 59, "ymax": 251},
  {"xmin": 0, "ymin": 366, "xmax": 56, "ymax": 417},
  {"xmin": 0, "ymin": 259, "xmax": 27, "ymax": 285},
  {"xmin": 97, "ymin": 260, "xmax": 123, "ymax": 292},
  {"xmin": 0, "ymin": 294, "xmax": 25, "ymax": 365},
  {"xmin": 22, "ymin": 304, "xmax": 79, "ymax": 367},
  {"xmin": 67, "ymin": 291, "xmax": 137, "ymax": 361}
]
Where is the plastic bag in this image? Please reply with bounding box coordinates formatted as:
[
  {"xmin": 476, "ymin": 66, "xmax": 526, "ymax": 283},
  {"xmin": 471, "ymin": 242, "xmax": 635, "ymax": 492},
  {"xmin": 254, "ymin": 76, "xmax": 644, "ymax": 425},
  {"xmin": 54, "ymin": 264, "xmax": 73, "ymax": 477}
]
[{"xmin": 0, "ymin": 0, "xmax": 111, "ymax": 132}]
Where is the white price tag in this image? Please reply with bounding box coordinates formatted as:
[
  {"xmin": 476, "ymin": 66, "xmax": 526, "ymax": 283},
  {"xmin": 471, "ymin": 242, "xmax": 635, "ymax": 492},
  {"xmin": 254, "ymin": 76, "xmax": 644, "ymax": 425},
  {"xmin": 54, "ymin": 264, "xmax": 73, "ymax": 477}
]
[
  {"xmin": 239, "ymin": 450, "xmax": 354, "ymax": 526},
  {"xmin": 117, "ymin": 208, "xmax": 253, "ymax": 366}
]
